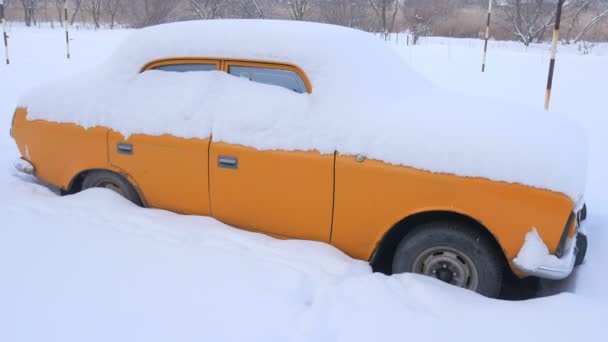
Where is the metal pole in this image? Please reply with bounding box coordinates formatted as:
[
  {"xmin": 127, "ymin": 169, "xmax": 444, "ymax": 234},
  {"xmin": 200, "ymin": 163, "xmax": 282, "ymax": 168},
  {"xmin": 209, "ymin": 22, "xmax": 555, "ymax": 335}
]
[
  {"xmin": 1, "ymin": 0, "xmax": 9, "ymax": 65},
  {"xmin": 481, "ymin": 0, "xmax": 493, "ymax": 72},
  {"xmin": 545, "ymin": 0, "xmax": 564, "ymax": 110},
  {"xmin": 64, "ymin": 0, "xmax": 70, "ymax": 59}
]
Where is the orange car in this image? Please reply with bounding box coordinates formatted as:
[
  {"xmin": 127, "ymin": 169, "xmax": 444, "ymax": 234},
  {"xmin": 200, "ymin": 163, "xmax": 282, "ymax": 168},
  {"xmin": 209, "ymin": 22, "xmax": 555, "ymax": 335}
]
[{"xmin": 10, "ymin": 20, "xmax": 587, "ymax": 297}]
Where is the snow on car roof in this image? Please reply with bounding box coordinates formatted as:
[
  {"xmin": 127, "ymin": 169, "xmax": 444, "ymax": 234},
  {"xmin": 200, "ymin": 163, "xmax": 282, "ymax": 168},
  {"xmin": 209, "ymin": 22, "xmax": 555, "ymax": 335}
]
[
  {"xmin": 18, "ymin": 20, "xmax": 587, "ymax": 201},
  {"xmin": 107, "ymin": 19, "xmax": 419, "ymax": 85}
]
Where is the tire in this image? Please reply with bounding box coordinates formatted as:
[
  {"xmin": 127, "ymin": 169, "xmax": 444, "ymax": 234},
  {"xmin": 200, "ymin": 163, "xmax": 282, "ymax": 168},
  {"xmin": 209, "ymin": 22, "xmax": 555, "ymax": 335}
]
[
  {"xmin": 392, "ymin": 221, "xmax": 503, "ymax": 298},
  {"xmin": 81, "ymin": 170, "xmax": 142, "ymax": 206},
  {"xmin": 575, "ymin": 233, "xmax": 587, "ymax": 266}
]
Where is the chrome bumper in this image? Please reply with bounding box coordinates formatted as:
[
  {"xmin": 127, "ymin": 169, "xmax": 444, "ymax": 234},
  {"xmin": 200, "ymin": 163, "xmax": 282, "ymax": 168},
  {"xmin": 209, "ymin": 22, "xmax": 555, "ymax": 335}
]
[
  {"xmin": 516, "ymin": 234, "xmax": 579, "ymax": 280},
  {"xmin": 14, "ymin": 158, "xmax": 34, "ymax": 175},
  {"xmin": 514, "ymin": 202, "xmax": 588, "ymax": 280},
  {"xmin": 514, "ymin": 226, "xmax": 588, "ymax": 280}
]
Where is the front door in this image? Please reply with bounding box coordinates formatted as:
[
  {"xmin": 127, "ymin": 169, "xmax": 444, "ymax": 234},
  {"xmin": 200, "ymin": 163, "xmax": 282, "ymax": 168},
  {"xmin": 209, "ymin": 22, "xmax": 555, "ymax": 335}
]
[{"xmin": 209, "ymin": 142, "xmax": 334, "ymax": 242}]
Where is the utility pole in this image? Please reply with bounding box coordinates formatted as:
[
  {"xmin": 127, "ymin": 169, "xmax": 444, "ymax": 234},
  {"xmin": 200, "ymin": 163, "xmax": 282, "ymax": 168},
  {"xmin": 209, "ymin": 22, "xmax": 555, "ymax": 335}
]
[
  {"xmin": 545, "ymin": 0, "xmax": 565, "ymax": 110},
  {"xmin": 1, "ymin": 0, "xmax": 9, "ymax": 65},
  {"xmin": 64, "ymin": 0, "xmax": 70, "ymax": 59},
  {"xmin": 481, "ymin": 0, "xmax": 493, "ymax": 72}
]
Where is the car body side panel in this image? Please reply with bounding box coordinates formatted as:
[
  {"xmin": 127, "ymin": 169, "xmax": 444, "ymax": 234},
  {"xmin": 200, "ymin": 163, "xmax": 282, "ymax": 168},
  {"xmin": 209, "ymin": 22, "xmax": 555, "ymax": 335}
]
[
  {"xmin": 332, "ymin": 153, "xmax": 574, "ymax": 273},
  {"xmin": 209, "ymin": 142, "xmax": 334, "ymax": 242},
  {"xmin": 11, "ymin": 108, "xmax": 109, "ymax": 190},
  {"xmin": 107, "ymin": 131, "xmax": 211, "ymax": 215},
  {"xmin": 12, "ymin": 105, "xmax": 576, "ymax": 279}
]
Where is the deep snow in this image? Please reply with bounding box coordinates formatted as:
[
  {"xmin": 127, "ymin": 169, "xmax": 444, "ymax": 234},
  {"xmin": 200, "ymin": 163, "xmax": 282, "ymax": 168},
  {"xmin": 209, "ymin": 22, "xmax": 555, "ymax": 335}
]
[
  {"xmin": 17, "ymin": 20, "xmax": 587, "ymax": 201},
  {"xmin": 1, "ymin": 25, "xmax": 607, "ymax": 341}
]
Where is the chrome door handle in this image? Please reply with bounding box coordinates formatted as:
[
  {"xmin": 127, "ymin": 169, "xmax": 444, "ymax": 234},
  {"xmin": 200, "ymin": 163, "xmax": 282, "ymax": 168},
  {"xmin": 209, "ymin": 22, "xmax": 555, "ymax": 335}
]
[
  {"xmin": 117, "ymin": 143, "xmax": 133, "ymax": 155},
  {"xmin": 218, "ymin": 155, "xmax": 238, "ymax": 169}
]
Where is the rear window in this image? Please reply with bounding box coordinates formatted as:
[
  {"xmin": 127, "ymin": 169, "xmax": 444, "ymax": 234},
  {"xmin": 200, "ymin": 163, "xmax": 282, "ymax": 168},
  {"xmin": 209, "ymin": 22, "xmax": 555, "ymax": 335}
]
[
  {"xmin": 151, "ymin": 63, "xmax": 217, "ymax": 72},
  {"xmin": 228, "ymin": 65, "xmax": 307, "ymax": 93}
]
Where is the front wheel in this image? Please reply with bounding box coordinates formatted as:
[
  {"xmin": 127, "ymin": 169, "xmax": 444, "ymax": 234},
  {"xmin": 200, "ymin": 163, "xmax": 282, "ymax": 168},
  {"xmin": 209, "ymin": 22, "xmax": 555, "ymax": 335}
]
[
  {"xmin": 81, "ymin": 170, "xmax": 143, "ymax": 206},
  {"xmin": 392, "ymin": 221, "xmax": 503, "ymax": 298}
]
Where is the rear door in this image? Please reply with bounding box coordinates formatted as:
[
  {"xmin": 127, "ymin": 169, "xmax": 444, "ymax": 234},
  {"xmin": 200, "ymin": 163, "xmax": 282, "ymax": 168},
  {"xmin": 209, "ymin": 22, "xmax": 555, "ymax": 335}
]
[{"xmin": 209, "ymin": 61, "xmax": 334, "ymax": 242}]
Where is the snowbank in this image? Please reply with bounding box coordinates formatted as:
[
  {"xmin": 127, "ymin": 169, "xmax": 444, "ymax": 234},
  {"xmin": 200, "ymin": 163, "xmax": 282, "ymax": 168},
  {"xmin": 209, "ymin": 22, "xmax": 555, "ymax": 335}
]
[
  {"xmin": 17, "ymin": 20, "xmax": 587, "ymax": 201},
  {"xmin": 0, "ymin": 185, "xmax": 604, "ymax": 342}
]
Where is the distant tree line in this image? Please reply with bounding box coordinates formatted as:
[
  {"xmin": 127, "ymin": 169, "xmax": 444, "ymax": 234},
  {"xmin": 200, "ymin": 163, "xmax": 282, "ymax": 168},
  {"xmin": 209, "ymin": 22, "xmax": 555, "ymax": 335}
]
[{"xmin": 3, "ymin": 0, "xmax": 608, "ymax": 43}]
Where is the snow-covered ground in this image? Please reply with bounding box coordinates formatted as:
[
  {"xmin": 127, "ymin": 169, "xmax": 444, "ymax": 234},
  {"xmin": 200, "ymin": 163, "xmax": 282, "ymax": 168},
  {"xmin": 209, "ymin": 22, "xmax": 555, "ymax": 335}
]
[{"xmin": 1, "ymin": 25, "xmax": 607, "ymax": 341}]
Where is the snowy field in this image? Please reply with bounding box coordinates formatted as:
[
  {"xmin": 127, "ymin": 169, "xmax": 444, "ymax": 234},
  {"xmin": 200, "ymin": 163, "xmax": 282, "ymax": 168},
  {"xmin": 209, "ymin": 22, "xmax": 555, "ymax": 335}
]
[{"xmin": 1, "ymin": 25, "xmax": 607, "ymax": 341}]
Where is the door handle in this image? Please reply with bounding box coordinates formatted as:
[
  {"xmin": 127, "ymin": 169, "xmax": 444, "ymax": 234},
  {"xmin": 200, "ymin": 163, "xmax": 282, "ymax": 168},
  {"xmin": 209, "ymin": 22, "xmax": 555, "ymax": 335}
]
[
  {"xmin": 117, "ymin": 143, "xmax": 133, "ymax": 155},
  {"xmin": 218, "ymin": 155, "xmax": 238, "ymax": 169}
]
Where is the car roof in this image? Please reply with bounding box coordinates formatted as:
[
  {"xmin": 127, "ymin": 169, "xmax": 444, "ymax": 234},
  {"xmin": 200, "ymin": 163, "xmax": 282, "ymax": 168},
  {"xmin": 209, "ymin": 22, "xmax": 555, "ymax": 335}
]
[{"xmin": 104, "ymin": 19, "xmax": 424, "ymax": 98}]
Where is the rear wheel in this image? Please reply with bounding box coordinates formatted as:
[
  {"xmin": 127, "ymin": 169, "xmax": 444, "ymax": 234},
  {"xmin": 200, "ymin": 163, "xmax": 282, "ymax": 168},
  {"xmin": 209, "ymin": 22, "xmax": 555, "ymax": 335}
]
[
  {"xmin": 392, "ymin": 221, "xmax": 503, "ymax": 298},
  {"xmin": 81, "ymin": 170, "xmax": 142, "ymax": 206}
]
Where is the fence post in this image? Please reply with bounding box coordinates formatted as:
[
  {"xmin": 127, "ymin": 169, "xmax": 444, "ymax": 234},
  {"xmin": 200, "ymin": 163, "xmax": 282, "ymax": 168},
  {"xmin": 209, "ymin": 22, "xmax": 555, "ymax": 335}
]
[
  {"xmin": 545, "ymin": 0, "xmax": 564, "ymax": 110},
  {"xmin": 64, "ymin": 0, "xmax": 70, "ymax": 59},
  {"xmin": 481, "ymin": 0, "xmax": 493, "ymax": 72},
  {"xmin": 1, "ymin": 0, "xmax": 9, "ymax": 65}
]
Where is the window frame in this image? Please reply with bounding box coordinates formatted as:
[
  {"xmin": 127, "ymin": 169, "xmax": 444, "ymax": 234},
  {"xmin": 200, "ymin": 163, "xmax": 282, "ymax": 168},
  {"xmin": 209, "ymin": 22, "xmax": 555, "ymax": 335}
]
[
  {"xmin": 140, "ymin": 58, "xmax": 221, "ymax": 73},
  {"xmin": 139, "ymin": 58, "xmax": 312, "ymax": 94},
  {"xmin": 222, "ymin": 59, "xmax": 312, "ymax": 94}
]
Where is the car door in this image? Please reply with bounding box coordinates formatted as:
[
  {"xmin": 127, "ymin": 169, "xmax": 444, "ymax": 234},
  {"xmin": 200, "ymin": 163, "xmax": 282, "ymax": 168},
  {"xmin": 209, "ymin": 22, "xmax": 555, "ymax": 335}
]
[
  {"xmin": 107, "ymin": 59, "xmax": 220, "ymax": 215},
  {"xmin": 209, "ymin": 61, "xmax": 334, "ymax": 242}
]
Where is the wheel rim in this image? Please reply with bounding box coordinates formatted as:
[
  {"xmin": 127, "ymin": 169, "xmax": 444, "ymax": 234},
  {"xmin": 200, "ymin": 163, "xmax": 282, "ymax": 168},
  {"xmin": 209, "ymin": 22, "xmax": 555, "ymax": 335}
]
[
  {"xmin": 412, "ymin": 246, "xmax": 479, "ymax": 290},
  {"xmin": 93, "ymin": 180, "xmax": 126, "ymax": 198}
]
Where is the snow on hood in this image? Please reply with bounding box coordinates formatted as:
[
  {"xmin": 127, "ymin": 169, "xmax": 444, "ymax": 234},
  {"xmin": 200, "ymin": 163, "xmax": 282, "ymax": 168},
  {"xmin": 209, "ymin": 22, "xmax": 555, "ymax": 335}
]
[{"xmin": 17, "ymin": 20, "xmax": 587, "ymax": 201}]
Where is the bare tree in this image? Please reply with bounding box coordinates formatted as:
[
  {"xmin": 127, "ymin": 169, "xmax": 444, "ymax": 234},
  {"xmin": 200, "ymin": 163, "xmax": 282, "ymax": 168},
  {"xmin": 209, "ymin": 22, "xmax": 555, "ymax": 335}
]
[
  {"xmin": 226, "ymin": 0, "xmax": 276, "ymax": 19},
  {"xmin": 191, "ymin": 0, "xmax": 226, "ymax": 19},
  {"xmin": 54, "ymin": 0, "xmax": 64, "ymax": 26},
  {"xmin": 42, "ymin": 0, "xmax": 51, "ymax": 26},
  {"xmin": 563, "ymin": 0, "xmax": 591, "ymax": 41},
  {"xmin": 369, "ymin": 0, "xmax": 399, "ymax": 38},
  {"xmin": 105, "ymin": 0, "xmax": 121, "ymax": 28},
  {"xmin": 500, "ymin": 0, "xmax": 601, "ymax": 45},
  {"xmin": 70, "ymin": 0, "xmax": 83, "ymax": 25},
  {"xmin": 499, "ymin": 0, "xmax": 556, "ymax": 46},
  {"xmin": 135, "ymin": 0, "xmax": 180, "ymax": 27},
  {"xmin": 287, "ymin": 0, "xmax": 311, "ymax": 21},
  {"xmin": 20, "ymin": 0, "xmax": 38, "ymax": 26},
  {"xmin": 574, "ymin": 0, "xmax": 608, "ymax": 41},
  {"xmin": 318, "ymin": 0, "xmax": 371, "ymax": 29},
  {"xmin": 86, "ymin": 0, "xmax": 102, "ymax": 28},
  {"xmin": 402, "ymin": 0, "xmax": 454, "ymax": 44},
  {"xmin": 249, "ymin": 0, "xmax": 273, "ymax": 18}
]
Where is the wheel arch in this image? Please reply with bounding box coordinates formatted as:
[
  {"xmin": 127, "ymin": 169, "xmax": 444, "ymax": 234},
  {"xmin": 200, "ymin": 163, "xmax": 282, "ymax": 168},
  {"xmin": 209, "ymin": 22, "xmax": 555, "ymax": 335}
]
[
  {"xmin": 65, "ymin": 167, "xmax": 148, "ymax": 207},
  {"xmin": 369, "ymin": 210, "xmax": 509, "ymax": 275}
]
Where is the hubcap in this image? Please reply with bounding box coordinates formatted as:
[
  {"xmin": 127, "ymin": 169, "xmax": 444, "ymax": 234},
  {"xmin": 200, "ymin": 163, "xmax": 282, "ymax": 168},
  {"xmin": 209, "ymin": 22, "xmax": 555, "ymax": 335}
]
[{"xmin": 413, "ymin": 246, "xmax": 479, "ymax": 290}]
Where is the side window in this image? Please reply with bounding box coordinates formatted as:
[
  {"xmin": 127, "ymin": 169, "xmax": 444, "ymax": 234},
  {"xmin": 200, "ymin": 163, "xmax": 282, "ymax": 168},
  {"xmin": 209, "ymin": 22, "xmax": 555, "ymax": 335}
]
[
  {"xmin": 151, "ymin": 63, "xmax": 217, "ymax": 73},
  {"xmin": 228, "ymin": 65, "xmax": 307, "ymax": 93}
]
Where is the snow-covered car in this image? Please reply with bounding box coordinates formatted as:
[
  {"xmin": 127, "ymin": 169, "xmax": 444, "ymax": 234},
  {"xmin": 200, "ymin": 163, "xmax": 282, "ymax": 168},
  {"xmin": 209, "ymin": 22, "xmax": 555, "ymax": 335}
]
[{"xmin": 10, "ymin": 20, "xmax": 588, "ymax": 297}]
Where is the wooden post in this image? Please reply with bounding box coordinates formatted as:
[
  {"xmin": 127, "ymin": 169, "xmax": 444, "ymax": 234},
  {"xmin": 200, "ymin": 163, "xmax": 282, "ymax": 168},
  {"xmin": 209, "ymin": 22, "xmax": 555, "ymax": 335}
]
[
  {"xmin": 1, "ymin": 0, "xmax": 9, "ymax": 65},
  {"xmin": 481, "ymin": 0, "xmax": 493, "ymax": 72},
  {"xmin": 545, "ymin": 0, "xmax": 564, "ymax": 110},
  {"xmin": 64, "ymin": 0, "xmax": 70, "ymax": 59}
]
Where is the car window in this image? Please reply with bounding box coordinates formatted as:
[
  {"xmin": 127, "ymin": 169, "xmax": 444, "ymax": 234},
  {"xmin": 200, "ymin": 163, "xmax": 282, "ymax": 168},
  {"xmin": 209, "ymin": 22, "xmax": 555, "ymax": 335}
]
[
  {"xmin": 228, "ymin": 65, "xmax": 307, "ymax": 93},
  {"xmin": 151, "ymin": 63, "xmax": 217, "ymax": 73}
]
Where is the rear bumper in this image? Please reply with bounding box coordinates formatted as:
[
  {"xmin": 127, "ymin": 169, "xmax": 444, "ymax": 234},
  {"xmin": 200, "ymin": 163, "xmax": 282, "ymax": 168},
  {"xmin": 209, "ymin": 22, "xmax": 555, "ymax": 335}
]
[{"xmin": 14, "ymin": 158, "xmax": 34, "ymax": 175}]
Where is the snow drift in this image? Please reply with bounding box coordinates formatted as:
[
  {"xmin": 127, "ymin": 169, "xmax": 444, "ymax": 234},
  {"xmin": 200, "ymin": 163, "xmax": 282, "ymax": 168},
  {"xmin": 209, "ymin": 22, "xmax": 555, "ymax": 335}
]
[{"xmin": 17, "ymin": 20, "xmax": 587, "ymax": 201}]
